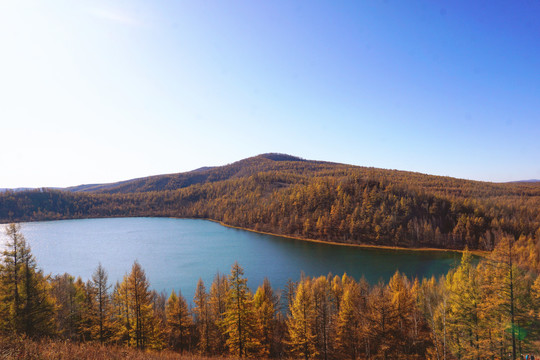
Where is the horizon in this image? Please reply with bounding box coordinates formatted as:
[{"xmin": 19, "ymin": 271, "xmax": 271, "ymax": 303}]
[
  {"xmin": 1, "ymin": 1, "xmax": 539, "ymax": 188},
  {"xmin": 1, "ymin": 152, "xmax": 539, "ymax": 191}
]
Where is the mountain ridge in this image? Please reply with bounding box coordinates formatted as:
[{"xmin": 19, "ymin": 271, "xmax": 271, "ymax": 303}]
[
  {"xmin": 1, "ymin": 153, "xmax": 539, "ymax": 251},
  {"xmin": 65, "ymin": 153, "xmax": 540, "ymax": 197}
]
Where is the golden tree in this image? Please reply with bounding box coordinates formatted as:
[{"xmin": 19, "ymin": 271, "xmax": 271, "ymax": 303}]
[
  {"xmin": 287, "ymin": 278, "xmax": 317, "ymax": 360},
  {"xmin": 165, "ymin": 290, "xmax": 192, "ymax": 352},
  {"xmin": 221, "ymin": 261, "xmax": 259, "ymax": 357}
]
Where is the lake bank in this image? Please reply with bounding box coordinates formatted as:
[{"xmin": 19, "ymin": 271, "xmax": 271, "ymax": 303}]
[
  {"xmin": 9, "ymin": 217, "xmax": 464, "ymax": 300},
  {"xmin": 209, "ymin": 219, "xmax": 486, "ymax": 256}
]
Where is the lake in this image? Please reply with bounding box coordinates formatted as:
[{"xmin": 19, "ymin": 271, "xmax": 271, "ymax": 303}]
[{"xmin": 3, "ymin": 217, "xmax": 463, "ymax": 301}]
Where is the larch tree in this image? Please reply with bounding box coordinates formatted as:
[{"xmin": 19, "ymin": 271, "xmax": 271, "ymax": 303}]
[
  {"xmin": 222, "ymin": 261, "xmax": 259, "ymax": 357},
  {"xmin": 0, "ymin": 223, "xmax": 55, "ymax": 336},
  {"xmin": 111, "ymin": 277, "xmax": 131, "ymax": 345},
  {"xmin": 486, "ymin": 235, "xmax": 536, "ymax": 357},
  {"xmin": 193, "ymin": 278, "xmax": 212, "ymax": 354},
  {"xmin": 50, "ymin": 273, "xmax": 86, "ymax": 339},
  {"xmin": 419, "ymin": 275, "xmax": 449, "ymax": 360},
  {"xmin": 209, "ymin": 272, "xmax": 229, "ymax": 353},
  {"xmin": 253, "ymin": 277, "xmax": 278, "ymax": 357},
  {"xmin": 445, "ymin": 249, "xmax": 482, "ymax": 360},
  {"xmin": 283, "ymin": 279, "xmax": 297, "ymax": 317},
  {"xmin": 89, "ymin": 263, "xmax": 112, "ymax": 343},
  {"xmin": 388, "ymin": 271, "xmax": 415, "ymax": 354},
  {"xmin": 165, "ymin": 290, "xmax": 192, "ymax": 352},
  {"xmin": 287, "ymin": 278, "xmax": 317, "ymax": 360},
  {"xmin": 127, "ymin": 261, "xmax": 158, "ymax": 349},
  {"xmin": 365, "ymin": 281, "xmax": 396, "ymax": 360},
  {"xmin": 335, "ymin": 280, "xmax": 362, "ymax": 360},
  {"xmin": 311, "ymin": 275, "xmax": 335, "ymax": 360}
]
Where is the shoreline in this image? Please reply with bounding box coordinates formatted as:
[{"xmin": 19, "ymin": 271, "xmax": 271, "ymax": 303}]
[
  {"xmin": 8, "ymin": 215, "xmax": 487, "ymax": 256},
  {"xmin": 206, "ymin": 219, "xmax": 487, "ymax": 256}
]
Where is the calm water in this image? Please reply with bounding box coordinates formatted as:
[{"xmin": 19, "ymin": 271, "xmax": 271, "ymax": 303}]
[{"xmin": 3, "ymin": 218, "xmax": 462, "ymax": 301}]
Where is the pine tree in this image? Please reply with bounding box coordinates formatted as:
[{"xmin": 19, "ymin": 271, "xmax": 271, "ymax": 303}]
[{"xmin": 222, "ymin": 261, "xmax": 259, "ymax": 357}]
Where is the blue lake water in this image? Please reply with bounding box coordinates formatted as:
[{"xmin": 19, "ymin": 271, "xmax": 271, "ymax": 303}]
[{"xmin": 3, "ymin": 218, "xmax": 463, "ymax": 301}]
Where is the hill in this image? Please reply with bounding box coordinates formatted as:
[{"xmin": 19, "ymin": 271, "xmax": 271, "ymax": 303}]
[
  {"xmin": 1, "ymin": 153, "xmax": 539, "ymax": 251},
  {"xmin": 65, "ymin": 153, "xmax": 312, "ymax": 194}
]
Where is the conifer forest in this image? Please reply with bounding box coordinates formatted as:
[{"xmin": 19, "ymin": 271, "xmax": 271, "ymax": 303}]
[{"xmin": 0, "ymin": 221, "xmax": 539, "ymax": 359}]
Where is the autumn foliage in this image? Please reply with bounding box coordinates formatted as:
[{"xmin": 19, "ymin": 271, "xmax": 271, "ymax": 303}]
[
  {"xmin": 1, "ymin": 154, "xmax": 539, "ymax": 251},
  {"xmin": 1, "ymin": 224, "xmax": 539, "ymax": 359}
]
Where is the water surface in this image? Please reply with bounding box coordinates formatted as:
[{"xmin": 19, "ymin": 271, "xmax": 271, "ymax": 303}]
[{"xmin": 2, "ymin": 218, "xmax": 462, "ymax": 301}]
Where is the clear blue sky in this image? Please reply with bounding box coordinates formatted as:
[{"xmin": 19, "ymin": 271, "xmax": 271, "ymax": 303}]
[{"xmin": 1, "ymin": 1, "xmax": 539, "ymax": 188}]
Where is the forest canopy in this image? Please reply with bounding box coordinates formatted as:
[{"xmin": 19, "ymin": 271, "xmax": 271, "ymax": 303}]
[
  {"xmin": 1, "ymin": 154, "xmax": 539, "ymax": 251},
  {"xmin": 0, "ymin": 224, "xmax": 539, "ymax": 359}
]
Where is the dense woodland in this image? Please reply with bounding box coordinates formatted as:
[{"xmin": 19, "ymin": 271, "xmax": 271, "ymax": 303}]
[
  {"xmin": 1, "ymin": 224, "xmax": 539, "ymax": 359},
  {"xmin": 0, "ymin": 154, "xmax": 539, "ymax": 251}
]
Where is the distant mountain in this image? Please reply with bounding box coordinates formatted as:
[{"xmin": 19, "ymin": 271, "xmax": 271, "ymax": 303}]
[
  {"xmin": 511, "ymin": 179, "xmax": 540, "ymax": 183},
  {"xmin": 1, "ymin": 153, "xmax": 539, "ymax": 251},
  {"xmin": 0, "ymin": 188, "xmax": 35, "ymax": 193}
]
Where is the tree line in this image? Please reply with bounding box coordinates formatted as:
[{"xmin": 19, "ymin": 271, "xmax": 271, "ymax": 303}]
[
  {"xmin": 1, "ymin": 165, "xmax": 539, "ymax": 251},
  {"xmin": 1, "ymin": 224, "xmax": 539, "ymax": 359}
]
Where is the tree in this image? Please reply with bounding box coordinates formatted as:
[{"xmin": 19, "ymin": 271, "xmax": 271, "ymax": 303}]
[
  {"xmin": 89, "ymin": 263, "xmax": 112, "ymax": 343},
  {"xmin": 335, "ymin": 280, "xmax": 362, "ymax": 359},
  {"xmin": 221, "ymin": 261, "xmax": 259, "ymax": 357},
  {"xmin": 387, "ymin": 271, "xmax": 416, "ymax": 354},
  {"xmin": 366, "ymin": 281, "xmax": 396, "ymax": 360},
  {"xmin": 50, "ymin": 273, "xmax": 86, "ymax": 339},
  {"xmin": 484, "ymin": 235, "xmax": 536, "ymax": 357},
  {"xmin": 445, "ymin": 250, "xmax": 481, "ymax": 359},
  {"xmin": 311, "ymin": 275, "xmax": 335, "ymax": 360},
  {"xmin": 419, "ymin": 275, "xmax": 449, "ymax": 360},
  {"xmin": 253, "ymin": 277, "xmax": 278, "ymax": 357},
  {"xmin": 0, "ymin": 223, "xmax": 55, "ymax": 336},
  {"xmin": 126, "ymin": 261, "xmax": 158, "ymax": 349},
  {"xmin": 165, "ymin": 290, "xmax": 192, "ymax": 352},
  {"xmin": 111, "ymin": 261, "xmax": 159, "ymax": 349},
  {"xmin": 111, "ymin": 276, "xmax": 131, "ymax": 345},
  {"xmin": 193, "ymin": 278, "xmax": 212, "ymax": 354},
  {"xmin": 209, "ymin": 272, "xmax": 229, "ymax": 353},
  {"xmin": 287, "ymin": 278, "xmax": 317, "ymax": 360}
]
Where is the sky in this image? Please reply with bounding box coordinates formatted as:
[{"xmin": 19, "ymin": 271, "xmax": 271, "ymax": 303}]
[{"xmin": 0, "ymin": 0, "xmax": 539, "ymax": 188}]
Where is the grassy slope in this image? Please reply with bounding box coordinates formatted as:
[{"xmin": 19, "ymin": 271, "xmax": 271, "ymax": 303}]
[{"xmin": 0, "ymin": 336, "xmax": 248, "ymax": 360}]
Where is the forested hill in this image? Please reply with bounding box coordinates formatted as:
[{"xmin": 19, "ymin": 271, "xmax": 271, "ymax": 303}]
[
  {"xmin": 1, "ymin": 153, "xmax": 539, "ymax": 251},
  {"xmin": 66, "ymin": 153, "xmax": 318, "ymax": 193}
]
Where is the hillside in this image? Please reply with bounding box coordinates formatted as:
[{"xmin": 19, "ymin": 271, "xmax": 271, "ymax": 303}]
[
  {"xmin": 1, "ymin": 153, "xmax": 539, "ymax": 250},
  {"xmin": 66, "ymin": 154, "xmax": 315, "ymax": 194}
]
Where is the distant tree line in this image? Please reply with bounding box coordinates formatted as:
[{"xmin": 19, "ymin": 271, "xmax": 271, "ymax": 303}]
[
  {"xmin": 1, "ymin": 224, "xmax": 539, "ymax": 359},
  {"xmin": 0, "ymin": 163, "xmax": 539, "ymax": 250}
]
